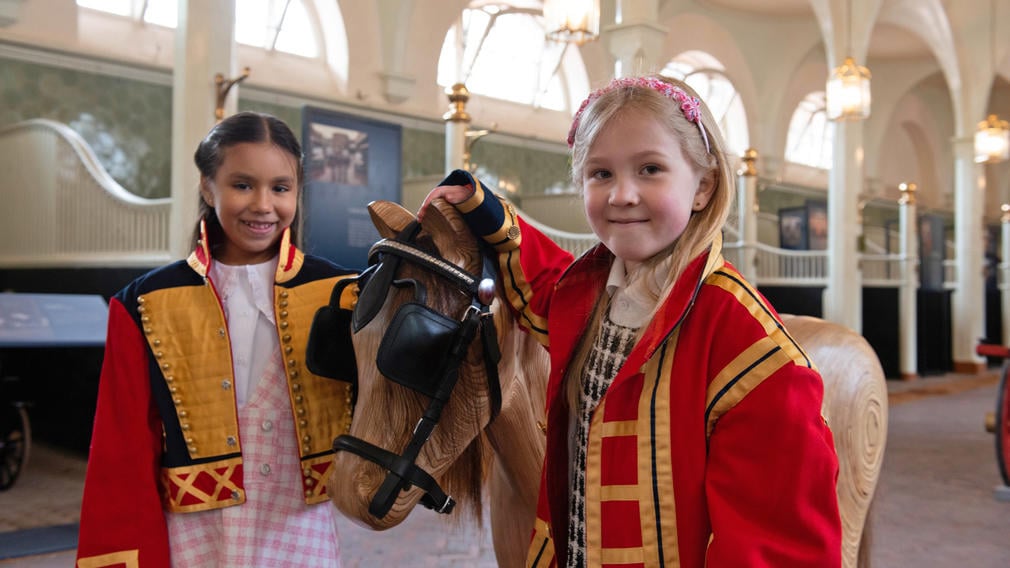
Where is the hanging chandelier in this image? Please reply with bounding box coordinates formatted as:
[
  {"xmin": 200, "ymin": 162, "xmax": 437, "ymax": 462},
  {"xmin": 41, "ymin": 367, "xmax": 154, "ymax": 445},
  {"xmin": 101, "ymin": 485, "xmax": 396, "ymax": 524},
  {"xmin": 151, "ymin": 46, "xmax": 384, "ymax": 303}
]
[
  {"xmin": 826, "ymin": 56, "xmax": 872, "ymax": 121},
  {"xmin": 543, "ymin": 0, "xmax": 600, "ymax": 45},
  {"xmin": 975, "ymin": 114, "xmax": 1010, "ymax": 164},
  {"xmin": 825, "ymin": 0, "xmax": 871, "ymax": 121}
]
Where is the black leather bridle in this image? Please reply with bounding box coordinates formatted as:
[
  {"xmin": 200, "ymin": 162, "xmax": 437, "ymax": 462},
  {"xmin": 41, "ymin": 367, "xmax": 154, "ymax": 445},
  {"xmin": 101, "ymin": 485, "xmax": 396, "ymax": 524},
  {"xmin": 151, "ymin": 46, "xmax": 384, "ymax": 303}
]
[{"xmin": 318, "ymin": 221, "xmax": 503, "ymax": 519}]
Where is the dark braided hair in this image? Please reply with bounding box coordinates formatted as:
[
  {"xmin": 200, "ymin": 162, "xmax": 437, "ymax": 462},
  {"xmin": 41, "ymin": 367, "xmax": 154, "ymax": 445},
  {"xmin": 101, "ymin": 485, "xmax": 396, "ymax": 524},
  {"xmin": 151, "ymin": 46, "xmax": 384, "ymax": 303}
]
[{"xmin": 191, "ymin": 111, "xmax": 304, "ymax": 253}]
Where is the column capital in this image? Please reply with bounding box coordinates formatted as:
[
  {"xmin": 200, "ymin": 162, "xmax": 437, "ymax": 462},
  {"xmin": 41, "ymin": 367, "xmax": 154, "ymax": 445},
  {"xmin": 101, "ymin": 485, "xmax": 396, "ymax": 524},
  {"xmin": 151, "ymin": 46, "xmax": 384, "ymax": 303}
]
[
  {"xmin": 602, "ymin": 20, "xmax": 667, "ymax": 73},
  {"xmin": 379, "ymin": 72, "xmax": 416, "ymax": 105},
  {"xmin": 738, "ymin": 148, "xmax": 758, "ymax": 177},
  {"xmin": 443, "ymin": 83, "xmax": 472, "ymax": 123}
]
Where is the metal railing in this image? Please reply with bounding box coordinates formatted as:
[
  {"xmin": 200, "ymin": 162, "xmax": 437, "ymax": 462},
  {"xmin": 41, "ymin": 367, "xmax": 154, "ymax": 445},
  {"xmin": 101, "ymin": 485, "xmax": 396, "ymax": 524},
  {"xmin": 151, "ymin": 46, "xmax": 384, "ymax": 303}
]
[{"xmin": 0, "ymin": 119, "xmax": 956, "ymax": 291}]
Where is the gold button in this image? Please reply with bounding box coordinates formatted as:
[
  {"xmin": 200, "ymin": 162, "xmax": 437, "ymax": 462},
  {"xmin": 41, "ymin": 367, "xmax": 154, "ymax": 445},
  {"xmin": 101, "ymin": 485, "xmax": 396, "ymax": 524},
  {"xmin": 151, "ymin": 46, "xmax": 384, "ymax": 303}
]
[
  {"xmin": 280, "ymin": 310, "xmax": 289, "ymax": 318},
  {"xmin": 294, "ymin": 395, "xmax": 303, "ymax": 403},
  {"xmin": 165, "ymin": 375, "xmax": 174, "ymax": 383},
  {"xmin": 185, "ymin": 436, "xmax": 193, "ymax": 444},
  {"xmin": 303, "ymin": 467, "xmax": 312, "ymax": 477},
  {"xmin": 302, "ymin": 444, "xmax": 311, "ymax": 453},
  {"xmin": 285, "ymin": 346, "xmax": 293, "ymax": 354},
  {"xmin": 280, "ymin": 291, "xmax": 289, "ymax": 299},
  {"xmin": 292, "ymin": 383, "xmax": 301, "ymax": 391},
  {"xmin": 226, "ymin": 436, "xmax": 237, "ymax": 446},
  {"xmin": 305, "ymin": 477, "xmax": 314, "ymax": 487},
  {"xmin": 137, "ymin": 305, "xmax": 146, "ymax": 314},
  {"xmin": 305, "ymin": 489, "xmax": 314, "ymax": 498},
  {"xmin": 283, "ymin": 334, "xmax": 292, "ymax": 343},
  {"xmin": 302, "ymin": 435, "xmax": 311, "ymax": 443},
  {"xmin": 280, "ymin": 300, "xmax": 288, "ymax": 308},
  {"xmin": 153, "ymin": 339, "xmax": 161, "ymax": 347},
  {"xmin": 181, "ymin": 422, "xmax": 189, "ymax": 430},
  {"xmin": 218, "ymin": 328, "xmax": 226, "ymax": 338},
  {"xmin": 144, "ymin": 327, "xmax": 153, "ymax": 334},
  {"xmin": 188, "ymin": 445, "xmax": 197, "ymax": 454},
  {"xmin": 222, "ymin": 380, "xmax": 232, "ymax": 390},
  {"xmin": 507, "ymin": 225, "xmax": 520, "ymax": 240},
  {"xmin": 299, "ymin": 419, "xmax": 308, "ymax": 427},
  {"xmin": 288, "ymin": 359, "xmax": 296, "ymax": 368},
  {"xmin": 169, "ymin": 385, "xmax": 177, "ymax": 393},
  {"xmin": 280, "ymin": 321, "xmax": 289, "ymax": 329},
  {"xmin": 155, "ymin": 351, "xmax": 164, "ymax": 359},
  {"xmin": 231, "ymin": 490, "xmax": 240, "ymax": 500},
  {"xmin": 179, "ymin": 410, "xmax": 188, "ymax": 418},
  {"xmin": 173, "ymin": 397, "xmax": 182, "ymax": 405},
  {"xmin": 161, "ymin": 362, "xmax": 170, "ymax": 370},
  {"xmin": 138, "ymin": 297, "xmax": 146, "ymax": 304},
  {"xmin": 290, "ymin": 370, "xmax": 299, "ymax": 378},
  {"xmin": 142, "ymin": 316, "xmax": 150, "ymax": 323},
  {"xmin": 297, "ymin": 408, "xmax": 306, "ymax": 416}
]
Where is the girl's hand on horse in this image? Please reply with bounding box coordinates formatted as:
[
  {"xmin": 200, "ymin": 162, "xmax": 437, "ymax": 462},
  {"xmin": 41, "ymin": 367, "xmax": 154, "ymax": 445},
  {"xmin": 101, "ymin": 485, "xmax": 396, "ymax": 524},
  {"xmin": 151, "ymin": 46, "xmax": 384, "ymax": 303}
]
[{"xmin": 418, "ymin": 184, "xmax": 474, "ymax": 220}]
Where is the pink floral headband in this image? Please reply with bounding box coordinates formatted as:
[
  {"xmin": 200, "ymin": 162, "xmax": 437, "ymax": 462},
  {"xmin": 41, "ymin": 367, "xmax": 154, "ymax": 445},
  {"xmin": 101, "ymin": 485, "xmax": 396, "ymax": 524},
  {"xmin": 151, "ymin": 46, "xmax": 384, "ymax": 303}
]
[{"xmin": 567, "ymin": 76, "xmax": 711, "ymax": 153}]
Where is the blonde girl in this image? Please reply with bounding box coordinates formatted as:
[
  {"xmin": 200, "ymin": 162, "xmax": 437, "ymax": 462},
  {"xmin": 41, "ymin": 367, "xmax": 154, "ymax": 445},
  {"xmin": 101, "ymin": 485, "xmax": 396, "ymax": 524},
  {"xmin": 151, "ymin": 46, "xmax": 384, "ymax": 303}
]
[{"xmin": 423, "ymin": 75, "xmax": 841, "ymax": 567}]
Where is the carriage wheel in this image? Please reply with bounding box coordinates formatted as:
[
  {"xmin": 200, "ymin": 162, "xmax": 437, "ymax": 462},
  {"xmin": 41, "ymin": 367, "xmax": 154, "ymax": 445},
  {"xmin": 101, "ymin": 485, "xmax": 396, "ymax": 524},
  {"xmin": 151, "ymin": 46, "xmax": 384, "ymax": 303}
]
[
  {"xmin": 0, "ymin": 404, "xmax": 30, "ymax": 491},
  {"xmin": 997, "ymin": 365, "xmax": 1010, "ymax": 487}
]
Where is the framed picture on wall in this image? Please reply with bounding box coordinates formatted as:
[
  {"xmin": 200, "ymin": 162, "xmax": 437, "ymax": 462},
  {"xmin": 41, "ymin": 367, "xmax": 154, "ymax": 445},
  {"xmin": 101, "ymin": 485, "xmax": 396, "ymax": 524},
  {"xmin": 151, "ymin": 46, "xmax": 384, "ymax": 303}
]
[
  {"xmin": 779, "ymin": 206, "xmax": 808, "ymax": 250},
  {"xmin": 301, "ymin": 106, "xmax": 402, "ymax": 269},
  {"xmin": 806, "ymin": 199, "xmax": 828, "ymax": 250}
]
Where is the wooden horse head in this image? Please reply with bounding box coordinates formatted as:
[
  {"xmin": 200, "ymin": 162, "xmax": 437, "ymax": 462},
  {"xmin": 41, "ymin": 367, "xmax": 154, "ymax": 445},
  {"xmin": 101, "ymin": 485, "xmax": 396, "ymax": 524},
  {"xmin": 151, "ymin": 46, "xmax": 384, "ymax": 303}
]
[{"xmin": 328, "ymin": 198, "xmax": 547, "ymax": 553}]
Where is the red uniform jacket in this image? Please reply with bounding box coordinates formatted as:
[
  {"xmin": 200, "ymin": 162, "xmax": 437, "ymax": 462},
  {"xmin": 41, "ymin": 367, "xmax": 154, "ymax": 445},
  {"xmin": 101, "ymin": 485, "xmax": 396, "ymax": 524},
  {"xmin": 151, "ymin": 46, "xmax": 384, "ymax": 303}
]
[{"xmin": 76, "ymin": 228, "xmax": 356, "ymax": 568}]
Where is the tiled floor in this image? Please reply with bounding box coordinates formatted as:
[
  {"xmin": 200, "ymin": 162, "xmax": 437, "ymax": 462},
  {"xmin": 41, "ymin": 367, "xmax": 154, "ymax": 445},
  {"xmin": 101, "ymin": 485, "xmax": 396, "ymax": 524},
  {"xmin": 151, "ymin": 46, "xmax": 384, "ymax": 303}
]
[{"xmin": 2, "ymin": 371, "xmax": 1009, "ymax": 567}]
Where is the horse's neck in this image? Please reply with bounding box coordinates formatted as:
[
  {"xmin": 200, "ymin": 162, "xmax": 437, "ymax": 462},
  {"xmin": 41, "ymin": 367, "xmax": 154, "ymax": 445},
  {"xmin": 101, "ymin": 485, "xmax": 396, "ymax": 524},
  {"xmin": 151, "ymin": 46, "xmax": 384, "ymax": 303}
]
[{"xmin": 483, "ymin": 348, "xmax": 546, "ymax": 502}]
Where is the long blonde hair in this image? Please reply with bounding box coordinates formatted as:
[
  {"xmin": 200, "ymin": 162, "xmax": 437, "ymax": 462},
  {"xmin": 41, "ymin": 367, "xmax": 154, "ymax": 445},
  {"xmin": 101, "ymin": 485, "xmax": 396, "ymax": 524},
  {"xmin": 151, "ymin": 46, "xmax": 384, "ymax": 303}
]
[{"xmin": 564, "ymin": 75, "xmax": 735, "ymax": 407}]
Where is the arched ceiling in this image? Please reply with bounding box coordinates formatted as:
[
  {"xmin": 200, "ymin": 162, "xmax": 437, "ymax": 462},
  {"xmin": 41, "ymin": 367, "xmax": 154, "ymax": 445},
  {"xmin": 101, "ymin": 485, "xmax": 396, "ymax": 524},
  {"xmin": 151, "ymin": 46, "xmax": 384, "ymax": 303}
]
[
  {"xmin": 694, "ymin": 0, "xmax": 935, "ymax": 60},
  {"xmin": 694, "ymin": 0, "xmax": 814, "ymax": 17}
]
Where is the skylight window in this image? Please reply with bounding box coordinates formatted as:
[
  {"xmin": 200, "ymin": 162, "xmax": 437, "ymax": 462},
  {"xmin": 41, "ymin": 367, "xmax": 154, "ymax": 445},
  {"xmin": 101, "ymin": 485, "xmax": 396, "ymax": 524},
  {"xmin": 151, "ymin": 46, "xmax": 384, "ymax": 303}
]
[
  {"xmin": 785, "ymin": 92, "xmax": 835, "ymax": 169},
  {"xmin": 662, "ymin": 52, "xmax": 749, "ymax": 157},
  {"xmin": 76, "ymin": 0, "xmax": 318, "ymax": 58},
  {"xmin": 437, "ymin": 2, "xmax": 587, "ymax": 112}
]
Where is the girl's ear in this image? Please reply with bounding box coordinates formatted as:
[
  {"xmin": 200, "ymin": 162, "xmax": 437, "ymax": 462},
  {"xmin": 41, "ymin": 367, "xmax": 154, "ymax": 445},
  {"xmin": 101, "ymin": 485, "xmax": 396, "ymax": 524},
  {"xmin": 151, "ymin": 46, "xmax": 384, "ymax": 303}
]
[
  {"xmin": 199, "ymin": 178, "xmax": 214, "ymax": 207},
  {"xmin": 692, "ymin": 171, "xmax": 716, "ymax": 211}
]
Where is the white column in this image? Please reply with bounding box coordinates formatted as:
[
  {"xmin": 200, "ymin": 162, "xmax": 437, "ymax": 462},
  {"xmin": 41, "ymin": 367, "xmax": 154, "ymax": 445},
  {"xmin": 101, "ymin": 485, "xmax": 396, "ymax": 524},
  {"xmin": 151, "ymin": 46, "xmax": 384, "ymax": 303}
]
[
  {"xmin": 443, "ymin": 83, "xmax": 470, "ymax": 173},
  {"xmin": 898, "ymin": 184, "xmax": 918, "ymax": 380},
  {"xmin": 169, "ymin": 0, "xmax": 237, "ymax": 260},
  {"xmin": 737, "ymin": 149, "xmax": 759, "ymax": 283},
  {"xmin": 951, "ymin": 136, "xmax": 986, "ymax": 372},
  {"xmin": 823, "ymin": 120, "xmax": 864, "ymax": 332}
]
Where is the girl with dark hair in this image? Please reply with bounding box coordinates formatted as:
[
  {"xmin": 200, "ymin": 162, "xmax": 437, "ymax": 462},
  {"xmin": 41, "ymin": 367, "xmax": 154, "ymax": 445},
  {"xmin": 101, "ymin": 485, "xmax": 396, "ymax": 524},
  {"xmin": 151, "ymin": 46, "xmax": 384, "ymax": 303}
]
[{"xmin": 77, "ymin": 112, "xmax": 356, "ymax": 567}]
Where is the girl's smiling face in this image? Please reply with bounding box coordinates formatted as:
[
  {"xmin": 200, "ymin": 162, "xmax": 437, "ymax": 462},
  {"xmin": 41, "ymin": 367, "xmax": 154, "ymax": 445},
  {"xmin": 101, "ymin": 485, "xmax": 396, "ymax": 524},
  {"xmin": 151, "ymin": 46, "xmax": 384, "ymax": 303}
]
[
  {"xmin": 199, "ymin": 141, "xmax": 299, "ymax": 265},
  {"xmin": 582, "ymin": 108, "xmax": 714, "ymax": 272}
]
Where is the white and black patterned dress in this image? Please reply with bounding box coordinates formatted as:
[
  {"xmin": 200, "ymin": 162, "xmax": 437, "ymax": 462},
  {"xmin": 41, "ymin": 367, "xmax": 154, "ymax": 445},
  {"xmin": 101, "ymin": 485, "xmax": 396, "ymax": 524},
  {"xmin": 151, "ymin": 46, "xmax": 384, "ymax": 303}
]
[{"xmin": 566, "ymin": 314, "xmax": 638, "ymax": 568}]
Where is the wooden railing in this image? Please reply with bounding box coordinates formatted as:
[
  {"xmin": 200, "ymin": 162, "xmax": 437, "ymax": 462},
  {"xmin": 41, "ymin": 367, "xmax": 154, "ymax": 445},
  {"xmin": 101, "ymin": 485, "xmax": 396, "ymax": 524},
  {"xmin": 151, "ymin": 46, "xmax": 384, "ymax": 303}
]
[
  {"xmin": 0, "ymin": 119, "xmax": 171, "ymax": 267},
  {"xmin": 0, "ymin": 119, "xmax": 949, "ymax": 290}
]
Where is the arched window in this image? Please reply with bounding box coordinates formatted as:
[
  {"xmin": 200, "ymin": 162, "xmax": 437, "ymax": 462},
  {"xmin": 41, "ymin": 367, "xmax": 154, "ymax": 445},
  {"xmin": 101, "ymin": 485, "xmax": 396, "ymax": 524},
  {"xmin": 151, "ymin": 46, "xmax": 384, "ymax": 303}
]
[
  {"xmin": 436, "ymin": 1, "xmax": 589, "ymax": 112},
  {"xmin": 76, "ymin": 0, "xmax": 320, "ymax": 58},
  {"xmin": 785, "ymin": 92, "xmax": 834, "ymax": 169},
  {"xmin": 661, "ymin": 52, "xmax": 748, "ymax": 157}
]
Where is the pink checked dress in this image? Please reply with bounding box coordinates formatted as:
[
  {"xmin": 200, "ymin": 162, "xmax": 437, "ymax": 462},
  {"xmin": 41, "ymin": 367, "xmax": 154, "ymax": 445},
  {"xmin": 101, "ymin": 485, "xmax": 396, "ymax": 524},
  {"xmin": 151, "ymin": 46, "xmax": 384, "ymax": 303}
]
[{"xmin": 165, "ymin": 259, "xmax": 343, "ymax": 567}]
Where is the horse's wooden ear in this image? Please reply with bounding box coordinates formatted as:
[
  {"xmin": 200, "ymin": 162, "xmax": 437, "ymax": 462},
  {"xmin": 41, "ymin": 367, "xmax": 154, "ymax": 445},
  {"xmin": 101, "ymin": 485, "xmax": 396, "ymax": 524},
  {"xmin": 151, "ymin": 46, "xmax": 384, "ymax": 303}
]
[
  {"xmin": 422, "ymin": 198, "xmax": 478, "ymax": 264},
  {"xmin": 368, "ymin": 200, "xmax": 415, "ymax": 239}
]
